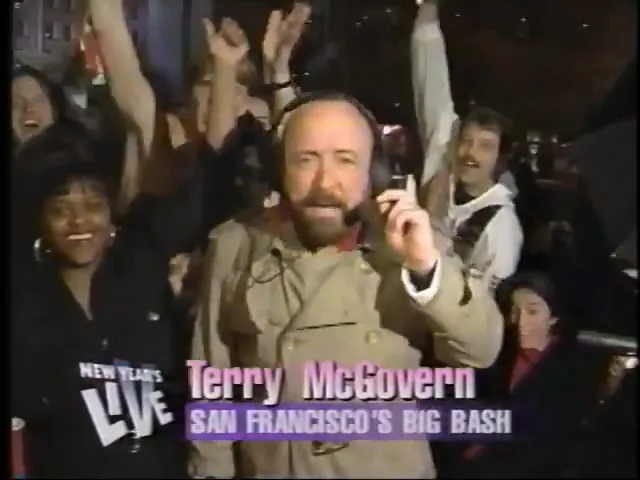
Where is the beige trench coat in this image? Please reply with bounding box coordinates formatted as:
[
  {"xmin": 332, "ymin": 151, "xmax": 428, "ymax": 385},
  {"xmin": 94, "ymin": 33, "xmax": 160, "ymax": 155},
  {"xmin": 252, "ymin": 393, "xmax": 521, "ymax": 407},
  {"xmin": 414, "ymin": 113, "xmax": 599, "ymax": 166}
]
[{"xmin": 189, "ymin": 212, "xmax": 503, "ymax": 479}]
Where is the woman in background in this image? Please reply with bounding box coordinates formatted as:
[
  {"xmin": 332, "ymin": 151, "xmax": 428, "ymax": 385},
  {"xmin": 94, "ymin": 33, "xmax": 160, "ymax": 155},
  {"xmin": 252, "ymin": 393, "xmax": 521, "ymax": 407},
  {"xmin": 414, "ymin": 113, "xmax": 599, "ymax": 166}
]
[
  {"xmin": 12, "ymin": 69, "xmax": 127, "ymax": 275},
  {"xmin": 12, "ymin": 65, "xmax": 73, "ymax": 150},
  {"xmin": 444, "ymin": 271, "xmax": 608, "ymax": 478}
]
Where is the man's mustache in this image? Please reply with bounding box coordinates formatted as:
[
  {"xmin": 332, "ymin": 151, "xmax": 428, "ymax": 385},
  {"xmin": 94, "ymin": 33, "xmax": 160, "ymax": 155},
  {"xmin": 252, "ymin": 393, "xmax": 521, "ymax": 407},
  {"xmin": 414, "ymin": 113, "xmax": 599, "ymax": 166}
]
[{"xmin": 301, "ymin": 192, "xmax": 346, "ymax": 209}]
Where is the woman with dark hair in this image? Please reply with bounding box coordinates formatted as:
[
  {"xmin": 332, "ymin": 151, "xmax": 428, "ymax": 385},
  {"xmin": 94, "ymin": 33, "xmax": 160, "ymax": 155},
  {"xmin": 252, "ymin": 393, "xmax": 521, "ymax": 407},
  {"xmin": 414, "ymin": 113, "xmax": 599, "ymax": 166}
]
[
  {"xmin": 11, "ymin": 122, "xmax": 102, "ymax": 277},
  {"xmin": 11, "ymin": 117, "xmax": 199, "ymax": 478},
  {"xmin": 13, "ymin": 59, "xmax": 129, "ymax": 179},
  {"xmin": 443, "ymin": 271, "xmax": 609, "ymax": 478},
  {"xmin": 12, "ymin": 65, "xmax": 76, "ymax": 150}
]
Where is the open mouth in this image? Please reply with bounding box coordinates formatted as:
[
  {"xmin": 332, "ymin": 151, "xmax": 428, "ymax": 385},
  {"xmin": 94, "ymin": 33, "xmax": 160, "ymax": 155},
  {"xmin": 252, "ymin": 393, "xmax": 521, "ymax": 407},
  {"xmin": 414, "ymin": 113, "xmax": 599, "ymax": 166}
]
[
  {"xmin": 460, "ymin": 159, "xmax": 480, "ymax": 169},
  {"xmin": 67, "ymin": 233, "xmax": 94, "ymax": 241},
  {"xmin": 22, "ymin": 120, "xmax": 40, "ymax": 131},
  {"xmin": 306, "ymin": 205, "xmax": 341, "ymax": 216}
]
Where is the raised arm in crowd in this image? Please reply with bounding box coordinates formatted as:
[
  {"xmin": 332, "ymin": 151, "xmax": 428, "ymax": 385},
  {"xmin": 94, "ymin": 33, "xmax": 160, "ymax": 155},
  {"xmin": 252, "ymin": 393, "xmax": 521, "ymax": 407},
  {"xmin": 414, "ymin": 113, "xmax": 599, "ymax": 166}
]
[
  {"xmin": 263, "ymin": 3, "xmax": 311, "ymax": 124},
  {"xmin": 411, "ymin": 0, "xmax": 457, "ymax": 198},
  {"xmin": 411, "ymin": 0, "xmax": 524, "ymax": 291}
]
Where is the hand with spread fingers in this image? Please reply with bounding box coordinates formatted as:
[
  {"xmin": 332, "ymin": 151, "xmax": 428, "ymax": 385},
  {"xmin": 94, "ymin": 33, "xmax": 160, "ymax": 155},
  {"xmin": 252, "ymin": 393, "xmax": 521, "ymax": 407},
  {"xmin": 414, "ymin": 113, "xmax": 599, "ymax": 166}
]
[
  {"xmin": 203, "ymin": 17, "xmax": 249, "ymax": 66},
  {"xmin": 262, "ymin": 2, "xmax": 311, "ymax": 70},
  {"xmin": 377, "ymin": 187, "xmax": 439, "ymax": 275}
]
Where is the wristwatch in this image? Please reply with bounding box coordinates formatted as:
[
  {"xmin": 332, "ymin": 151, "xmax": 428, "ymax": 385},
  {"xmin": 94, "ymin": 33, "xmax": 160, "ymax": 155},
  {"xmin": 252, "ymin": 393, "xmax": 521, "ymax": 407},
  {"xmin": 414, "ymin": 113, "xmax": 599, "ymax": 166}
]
[{"xmin": 273, "ymin": 79, "xmax": 294, "ymax": 89}]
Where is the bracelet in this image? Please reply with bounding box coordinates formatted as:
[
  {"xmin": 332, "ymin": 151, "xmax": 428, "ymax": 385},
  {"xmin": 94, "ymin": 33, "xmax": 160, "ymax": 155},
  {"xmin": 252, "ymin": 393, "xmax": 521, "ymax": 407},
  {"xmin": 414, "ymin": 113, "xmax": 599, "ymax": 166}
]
[{"xmin": 271, "ymin": 80, "xmax": 295, "ymax": 91}]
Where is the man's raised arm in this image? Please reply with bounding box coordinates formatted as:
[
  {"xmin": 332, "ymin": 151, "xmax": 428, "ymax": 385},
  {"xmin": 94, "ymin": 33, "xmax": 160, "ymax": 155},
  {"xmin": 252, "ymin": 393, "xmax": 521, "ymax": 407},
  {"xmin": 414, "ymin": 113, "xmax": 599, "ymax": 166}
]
[{"xmin": 411, "ymin": 0, "xmax": 458, "ymax": 188}]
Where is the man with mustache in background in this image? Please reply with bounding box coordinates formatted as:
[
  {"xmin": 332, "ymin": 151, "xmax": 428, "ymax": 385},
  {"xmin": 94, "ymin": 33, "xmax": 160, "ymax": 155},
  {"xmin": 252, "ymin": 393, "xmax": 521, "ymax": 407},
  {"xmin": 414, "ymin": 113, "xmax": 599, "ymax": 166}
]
[
  {"xmin": 412, "ymin": 0, "xmax": 523, "ymax": 292},
  {"xmin": 189, "ymin": 92, "xmax": 503, "ymax": 479},
  {"xmin": 447, "ymin": 108, "xmax": 524, "ymax": 292}
]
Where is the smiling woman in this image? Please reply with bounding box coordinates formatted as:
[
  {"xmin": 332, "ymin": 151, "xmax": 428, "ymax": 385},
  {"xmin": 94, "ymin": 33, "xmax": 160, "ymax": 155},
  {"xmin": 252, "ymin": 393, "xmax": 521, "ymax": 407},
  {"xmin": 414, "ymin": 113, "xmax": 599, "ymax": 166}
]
[
  {"xmin": 10, "ymin": 117, "xmax": 202, "ymax": 477},
  {"xmin": 37, "ymin": 164, "xmax": 117, "ymax": 271}
]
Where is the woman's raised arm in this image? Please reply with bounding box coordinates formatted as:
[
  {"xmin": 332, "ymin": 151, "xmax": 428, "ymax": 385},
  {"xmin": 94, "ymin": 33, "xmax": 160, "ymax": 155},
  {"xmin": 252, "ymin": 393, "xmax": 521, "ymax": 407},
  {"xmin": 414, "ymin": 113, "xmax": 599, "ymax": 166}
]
[{"xmin": 88, "ymin": 0, "xmax": 156, "ymax": 156}]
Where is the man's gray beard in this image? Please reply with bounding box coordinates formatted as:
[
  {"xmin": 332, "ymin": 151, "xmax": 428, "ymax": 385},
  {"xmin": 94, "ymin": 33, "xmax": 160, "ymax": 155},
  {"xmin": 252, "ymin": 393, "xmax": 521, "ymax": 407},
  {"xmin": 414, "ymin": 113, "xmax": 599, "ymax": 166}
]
[{"xmin": 291, "ymin": 212, "xmax": 350, "ymax": 250}]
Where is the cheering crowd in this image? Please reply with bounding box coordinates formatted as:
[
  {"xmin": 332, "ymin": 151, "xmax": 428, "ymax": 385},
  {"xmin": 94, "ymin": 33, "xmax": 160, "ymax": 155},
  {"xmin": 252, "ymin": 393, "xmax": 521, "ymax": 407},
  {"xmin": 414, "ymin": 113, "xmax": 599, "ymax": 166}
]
[{"xmin": 10, "ymin": 0, "xmax": 636, "ymax": 478}]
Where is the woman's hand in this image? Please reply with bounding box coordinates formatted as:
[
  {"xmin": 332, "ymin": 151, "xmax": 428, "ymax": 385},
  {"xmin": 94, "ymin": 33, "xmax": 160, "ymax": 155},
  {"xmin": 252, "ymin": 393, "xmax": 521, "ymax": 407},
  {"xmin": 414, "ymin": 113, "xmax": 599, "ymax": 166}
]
[
  {"xmin": 203, "ymin": 17, "xmax": 249, "ymax": 67},
  {"xmin": 262, "ymin": 2, "xmax": 311, "ymax": 71}
]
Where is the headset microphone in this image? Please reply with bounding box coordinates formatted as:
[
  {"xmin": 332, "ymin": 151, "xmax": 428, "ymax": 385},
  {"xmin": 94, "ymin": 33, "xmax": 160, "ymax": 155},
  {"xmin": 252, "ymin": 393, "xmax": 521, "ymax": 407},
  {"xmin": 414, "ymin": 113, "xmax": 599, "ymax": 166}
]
[
  {"xmin": 344, "ymin": 162, "xmax": 409, "ymax": 226},
  {"xmin": 267, "ymin": 92, "xmax": 398, "ymax": 226}
]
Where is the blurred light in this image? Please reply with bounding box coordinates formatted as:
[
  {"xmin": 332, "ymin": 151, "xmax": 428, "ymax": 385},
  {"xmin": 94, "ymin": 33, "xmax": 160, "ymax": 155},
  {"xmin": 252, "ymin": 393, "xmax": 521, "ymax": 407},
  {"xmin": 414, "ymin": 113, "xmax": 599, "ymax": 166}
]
[
  {"xmin": 362, "ymin": 16, "xmax": 368, "ymax": 21},
  {"xmin": 382, "ymin": 125, "xmax": 402, "ymax": 135},
  {"xmin": 527, "ymin": 131, "xmax": 541, "ymax": 143},
  {"xmin": 385, "ymin": 8, "xmax": 392, "ymax": 14},
  {"xmin": 581, "ymin": 22, "xmax": 590, "ymax": 29},
  {"xmin": 454, "ymin": 13, "xmax": 461, "ymax": 18},
  {"xmin": 394, "ymin": 102, "xmax": 400, "ymax": 107},
  {"xmin": 519, "ymin": 17, "xmax": 528, "ymax": 23},
  {"xmin": 618, "ymin": 355, "xmax": 638, "ymax": 369},
  {"xmin": 415, "ymin": 0, "xmax": 423, "ymax": 5},
  {"xmin": 355, "ymin": 21, "xmax": 362, "ymax": 27}
]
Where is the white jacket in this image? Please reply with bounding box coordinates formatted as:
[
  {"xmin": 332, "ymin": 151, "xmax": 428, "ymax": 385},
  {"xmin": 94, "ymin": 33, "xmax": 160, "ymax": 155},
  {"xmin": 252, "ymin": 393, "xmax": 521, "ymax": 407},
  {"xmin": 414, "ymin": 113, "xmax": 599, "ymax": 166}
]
[
  {"xmin": 446, "ymin": 182, "xmax": 523, "ymax": 291},
  {"xmin": 411, "ymin": 3, "xmax": 457, "ymax": 187}
]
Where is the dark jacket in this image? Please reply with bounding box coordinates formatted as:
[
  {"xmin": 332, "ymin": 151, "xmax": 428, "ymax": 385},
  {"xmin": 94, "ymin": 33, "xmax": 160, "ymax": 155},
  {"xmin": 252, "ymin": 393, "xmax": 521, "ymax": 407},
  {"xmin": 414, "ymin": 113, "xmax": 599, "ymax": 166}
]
[
  {"xmin": 10, "ymin": 106, "xmax": 202, "ymax": 477},
  {"xmin": 567, "ymin": 369, "xmax": 637, "ymax": 479},
  {"xmin": 442, "ymin": 335, "xmax": 609, "ymax": 478},
  {"xmin": 10, "ymin": 188, "xmax": 203, "ymax": 478}
]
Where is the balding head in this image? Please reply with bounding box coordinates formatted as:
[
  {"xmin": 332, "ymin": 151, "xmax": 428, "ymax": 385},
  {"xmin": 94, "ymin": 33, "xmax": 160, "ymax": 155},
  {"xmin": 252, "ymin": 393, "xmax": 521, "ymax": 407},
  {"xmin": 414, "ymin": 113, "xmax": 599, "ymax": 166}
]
[{"xmin": 281, "ymin": 99, "xmax": 376, "ymax": 249}]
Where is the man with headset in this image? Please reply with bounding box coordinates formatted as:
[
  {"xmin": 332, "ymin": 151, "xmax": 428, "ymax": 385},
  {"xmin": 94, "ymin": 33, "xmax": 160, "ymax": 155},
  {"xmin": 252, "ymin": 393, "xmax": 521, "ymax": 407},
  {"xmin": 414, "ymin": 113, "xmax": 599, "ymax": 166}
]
[{"xmin": 190, "ymin": 92, "xmax": 503, "ymax": 479}]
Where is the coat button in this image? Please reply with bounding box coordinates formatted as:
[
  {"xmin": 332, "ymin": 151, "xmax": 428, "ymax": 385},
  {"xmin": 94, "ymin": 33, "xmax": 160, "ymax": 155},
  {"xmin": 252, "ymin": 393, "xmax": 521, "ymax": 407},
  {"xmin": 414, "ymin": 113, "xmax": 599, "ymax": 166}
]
[
  {"xmin": 269, "ymin": 317, "xmax": 283, "ymax": 326},
  {"xmin": 359, "ymin": 262, "xmax": 373, "ymax": 274},
  {"xmin": 129, "ymin": 439, "xmax": 140, "ymax": 453},
  {"xmin": 282, "ymin": 336, "xmax": 296, "ymax": 351},
  {"xmin": 128, "ymin": 429, "xmax": 141, "ymax": 453},
  {"xmin": 365, "ymin": 332, "xmax": 379, "ymax": 344}
]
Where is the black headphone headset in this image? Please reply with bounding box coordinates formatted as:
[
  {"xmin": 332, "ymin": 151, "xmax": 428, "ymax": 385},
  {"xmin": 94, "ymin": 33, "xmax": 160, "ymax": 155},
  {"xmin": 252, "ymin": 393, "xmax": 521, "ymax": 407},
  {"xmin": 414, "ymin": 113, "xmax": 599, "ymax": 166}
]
[{"xmin": 263, "ymin": 91, "xmax": 393, "ymax": 197}]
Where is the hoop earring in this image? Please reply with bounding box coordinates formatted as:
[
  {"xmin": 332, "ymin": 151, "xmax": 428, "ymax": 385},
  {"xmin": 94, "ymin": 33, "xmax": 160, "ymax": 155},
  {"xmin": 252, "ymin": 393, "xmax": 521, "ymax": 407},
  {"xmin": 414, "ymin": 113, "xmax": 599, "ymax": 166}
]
[{"xmin": 33, "ymin": 238, "xmax": 48, "ymax": 263}]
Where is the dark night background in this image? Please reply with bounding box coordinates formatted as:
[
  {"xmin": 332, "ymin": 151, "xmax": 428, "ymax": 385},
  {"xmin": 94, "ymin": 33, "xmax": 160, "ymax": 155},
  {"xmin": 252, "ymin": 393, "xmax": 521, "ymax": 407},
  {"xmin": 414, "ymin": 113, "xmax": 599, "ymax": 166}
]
[{"xmin": 216, "ymin": 0, "xmax": 637, "ymax": 136}]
